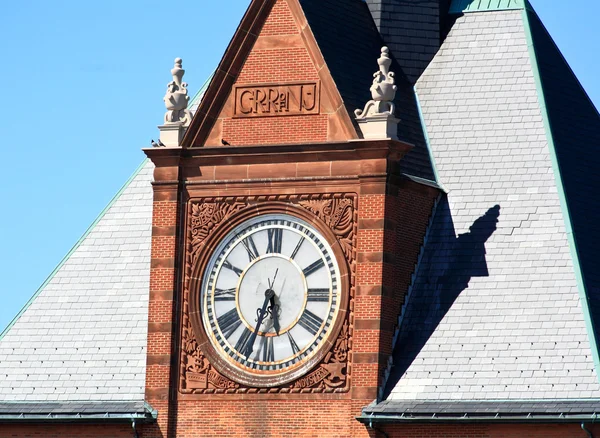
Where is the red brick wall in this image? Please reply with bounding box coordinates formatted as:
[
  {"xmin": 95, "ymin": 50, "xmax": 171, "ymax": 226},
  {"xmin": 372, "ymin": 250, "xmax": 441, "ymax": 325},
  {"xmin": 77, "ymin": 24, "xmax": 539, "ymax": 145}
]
[
  {"xmin": 203, "ymin": 0, "xmax": 356, "ymax": 146},
  {"xmin": 144, "ymin": 181, "xmax": 181, "ymax": 438},
  {"xmin": 0, "ymin": 424, "xmax": 134, "ymax": 437},
  {"xmin": 136, "ymin": 172, "xmax": 438, "ymax": 437},
  {"xmin": 382, "ymin": 423, "xmax": 600, "ymax": 437},
  {"xmin": 4, "ymin": 421, "xmax": 597, "ymax": 437}
]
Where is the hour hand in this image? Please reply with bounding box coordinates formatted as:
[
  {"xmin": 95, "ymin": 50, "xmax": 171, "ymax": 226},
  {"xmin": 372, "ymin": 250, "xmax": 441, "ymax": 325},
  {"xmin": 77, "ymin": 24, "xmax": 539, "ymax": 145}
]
[
  {"xmin": 246, "ymin": 291, "xmax": 274, "ymax": 357},
  {"xmin": 270, "ymin": 295, "xmax": 280, "ymax": 336}
]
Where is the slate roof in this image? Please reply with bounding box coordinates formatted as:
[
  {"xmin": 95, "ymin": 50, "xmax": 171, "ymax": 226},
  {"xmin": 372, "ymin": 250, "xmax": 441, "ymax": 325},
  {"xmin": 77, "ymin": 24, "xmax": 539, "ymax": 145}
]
[
  {"xmin": 0, "ymin": 161, "xmax": 154, "ymax": 404},
  {"xmin": 0, "ymin": 78, "xmax": 214, "ymax": 411},
  {"xmin": 366, "ymin": 0, "xmax": 451, "ymax": 85},
  {"xmin": 300, "ymin": 0, "xmax": 435, "ymax": 180},
  {"xmin": 381, "ymin": 2, "xmax": 600, "ymax": 409},
  {"xmin": 526, "ymin": 7, "xmax": 600, "ymax": 362}
]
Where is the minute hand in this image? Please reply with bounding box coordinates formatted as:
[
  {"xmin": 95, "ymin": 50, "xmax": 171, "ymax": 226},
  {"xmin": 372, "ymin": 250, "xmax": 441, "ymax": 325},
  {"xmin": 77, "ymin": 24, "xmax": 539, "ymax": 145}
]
[{"xmin": 245, "ymin": 291, "xmax": 274, "ymax": 358}]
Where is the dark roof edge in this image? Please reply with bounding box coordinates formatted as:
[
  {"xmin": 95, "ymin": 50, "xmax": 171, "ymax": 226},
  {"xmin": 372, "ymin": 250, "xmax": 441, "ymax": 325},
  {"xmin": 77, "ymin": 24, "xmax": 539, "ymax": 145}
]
[
  {"xmin": 0, "ymin": 401, "xmax": 157, "ymax": 424},
  {"xmin": 401, "ymin": 174, "xmax": 444, "ymax": 192},
  {"xmin": 357, "ymin": 412, "xmax": 600, "ymax": 424},
  {"xmin": 361, "ymin": 399, "xmax": 600, "ymax": 424}
]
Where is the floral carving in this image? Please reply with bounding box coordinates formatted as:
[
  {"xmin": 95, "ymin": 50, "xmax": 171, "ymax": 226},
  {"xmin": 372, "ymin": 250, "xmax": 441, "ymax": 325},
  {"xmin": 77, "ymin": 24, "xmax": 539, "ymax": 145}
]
[
  {"xmin": 299, "ymin": 198, "xmax": 354, "ymax": 262},
  {"xmin": 182, "ymin": 312, "xmax": 239, "ymax": 391},
  {"xmin": 189, "ymin": 202, "xmax": 245, "ymax": 262},
  {"xmin": 292, "ymin": 321, "xmax": 349, "ymax": 390}
]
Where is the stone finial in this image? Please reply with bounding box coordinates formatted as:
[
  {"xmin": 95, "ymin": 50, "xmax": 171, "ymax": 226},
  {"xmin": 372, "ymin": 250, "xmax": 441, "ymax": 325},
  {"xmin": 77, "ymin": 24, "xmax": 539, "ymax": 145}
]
[
  {"xmin": 159, "ymin": 58, "xmax": 192, "ymax": 147},
  {"xmin": 355, "ymin": 47, "xmax": 400, "ymax": 140},
  {"xmin": 164, "ymin": 58, "xmax": 192, "ymax": 125}
]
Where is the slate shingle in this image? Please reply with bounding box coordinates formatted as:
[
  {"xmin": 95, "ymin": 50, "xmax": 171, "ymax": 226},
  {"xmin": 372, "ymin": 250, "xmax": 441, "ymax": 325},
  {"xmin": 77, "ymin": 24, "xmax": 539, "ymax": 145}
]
[
  {"xmin": 0, "ymin": 161, "xmax": 154, "ymax": 403},
  {"xmin": 299, "ymin": 0, "xmax": 435, "ymax": 180},
  {"xmin": 527, "ymin": 8, "xmax": 600, "ymax": 359},
  {"xmin": 384, "ymin": 9, "xmax": 600, "ymax": 401}
]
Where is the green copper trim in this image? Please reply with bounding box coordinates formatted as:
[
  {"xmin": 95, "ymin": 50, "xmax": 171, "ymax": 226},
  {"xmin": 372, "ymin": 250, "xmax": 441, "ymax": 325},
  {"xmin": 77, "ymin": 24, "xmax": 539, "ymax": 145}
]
[
  {"xmin": 414, "ymin": 86, "xmax": 445, "ymax": 191},
  {"xmin": 0, "ymin": 159, "xmax": 150, "ymax": 340},
  {"xmin": 521, "ymin": 3, "xmax": 600, "ymax": 379},
  {"xmin": 189, "ymin": 69, "xmax": 215, "ymax": 108},
  {"xmin": 449, "ymin": 0, "xmax": 524, "ymax": 14},
  {"xmin": 0, "ymin": 401, "xmax": 157, "ymax": 423},
  {"xmin": 358, "ymin": 412, "xmax": 600, "ymax": 424}
]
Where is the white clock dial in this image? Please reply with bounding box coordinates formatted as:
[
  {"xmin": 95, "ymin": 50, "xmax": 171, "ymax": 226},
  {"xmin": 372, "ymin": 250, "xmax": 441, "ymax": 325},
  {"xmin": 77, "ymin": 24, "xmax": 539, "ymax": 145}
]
[{"xmin": 201, "ymin": 214, "xmax": 341, "ymax": 373}]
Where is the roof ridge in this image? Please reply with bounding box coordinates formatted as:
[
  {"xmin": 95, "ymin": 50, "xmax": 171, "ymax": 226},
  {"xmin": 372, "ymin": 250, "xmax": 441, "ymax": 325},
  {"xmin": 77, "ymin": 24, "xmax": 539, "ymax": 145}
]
[
  {"xmin": 449, "ymin": 0, "xmax": 524, "ymax": 14},
  {"xmin": 0, "ymin": 159, "xmax": 150, "ymax": 340}
]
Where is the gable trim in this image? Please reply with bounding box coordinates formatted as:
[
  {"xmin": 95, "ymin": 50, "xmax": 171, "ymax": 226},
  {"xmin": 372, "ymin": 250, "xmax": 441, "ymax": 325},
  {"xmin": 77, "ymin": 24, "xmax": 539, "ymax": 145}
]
[
  {"xmin": 0, "ymin": 159, "xmax": 150, "ymax": 339},
  {"xmin": 414, "ymin": 86, "xmax": 444, "ymax": 190},
  {"xmin": 182, "ymin": 0, "xmax": 276, "ymax": 148},
  {"xmin": 521, "ymin": 4, "xmax": 600, "ymax": 380}
]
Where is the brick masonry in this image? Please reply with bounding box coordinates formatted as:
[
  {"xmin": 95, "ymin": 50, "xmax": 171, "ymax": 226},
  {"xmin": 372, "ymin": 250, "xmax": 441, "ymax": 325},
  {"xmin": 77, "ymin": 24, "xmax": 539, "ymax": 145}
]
[
  {"xmin": 0, "ymin": 425, "xmax": 135, "ymax": 437},
  {"xmin": 202, "ymin": 0, "xmax": 356, "ymax": 147},
  {"xmin": 381, "ymin": 423, "xmax": 600, "ymax": 438}
]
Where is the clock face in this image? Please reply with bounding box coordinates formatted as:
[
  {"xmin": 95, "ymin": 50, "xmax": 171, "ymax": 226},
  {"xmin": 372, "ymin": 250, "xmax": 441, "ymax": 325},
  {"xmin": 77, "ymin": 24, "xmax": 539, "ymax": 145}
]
[{"xmin": 201, "ymin": 214, "xmax": 341, "ymax": 383}]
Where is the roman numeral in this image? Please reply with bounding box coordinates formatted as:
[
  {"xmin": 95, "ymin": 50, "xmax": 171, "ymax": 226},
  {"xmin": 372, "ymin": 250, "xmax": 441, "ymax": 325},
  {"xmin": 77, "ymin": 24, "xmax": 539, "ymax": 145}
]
[
  {"xmin": 307, "ymin": 288, "xmax": 330, "ymax": 302},
  {"xmin": 303, "ymin": 259, "xmax": 324, "ymax": 277},
  {"xmin": 267, "ymin": 228, "xmax": 283, "ymax": 254},
  {"xmin": 214, "ymin": 288, "xmax": 236, "ymax": 301},
  {"xmin": 223, "ymin": 260, "xmax": 243, "ymax": 276},
  {"xmin": 240, "ymin": 235, "xmax": 259, "ymax": 261},
  {"xmin": 235, "ymin": 328, "xmax": 254, "ymax": 357},
  {"xmin": 298, "ymin": 309, "xmax": 324, "ymax": 336},
  {"xmin": 287, "ymin": 331, "xmax": 300, "ymax": 355},
  {"xmin": 290, "ymin": 236, "xmax": 305, "ymax": 259},
  {"xmin": 217, "ymin": 308, "xmax": 242, "ymax": 339},
  {"xmin": 261, "ymin": 336, "xmax": 275, "ymax": 362}
]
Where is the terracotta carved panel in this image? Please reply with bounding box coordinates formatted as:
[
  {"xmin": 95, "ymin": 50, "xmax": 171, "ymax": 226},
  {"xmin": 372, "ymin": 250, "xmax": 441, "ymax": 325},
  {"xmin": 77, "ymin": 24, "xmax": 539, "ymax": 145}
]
[
  {"xmin": 233, "ymin": 82, "xmax": 320, "ymax": 118},
  {"xmin": 179, "ymin": 193, "xmax": 357, "ymax": 395}
]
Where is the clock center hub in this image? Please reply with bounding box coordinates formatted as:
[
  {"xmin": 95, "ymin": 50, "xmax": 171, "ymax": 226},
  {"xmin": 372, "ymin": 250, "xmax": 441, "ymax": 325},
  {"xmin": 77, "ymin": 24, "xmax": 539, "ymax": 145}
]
[{"xmin": 236, "ymin": 254, "xmax": 307, "ymax": 336}]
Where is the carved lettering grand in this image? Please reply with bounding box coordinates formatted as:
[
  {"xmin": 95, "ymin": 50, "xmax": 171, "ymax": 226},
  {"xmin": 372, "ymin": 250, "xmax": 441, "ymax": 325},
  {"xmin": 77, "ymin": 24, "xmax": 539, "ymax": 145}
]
[
  {"xmin": 234, "ymin": 82, "xmax": 320, "ymax": 118},
  {"xmin": 180, "ymin": 194, "xmax": 357, "ymax": 395}
]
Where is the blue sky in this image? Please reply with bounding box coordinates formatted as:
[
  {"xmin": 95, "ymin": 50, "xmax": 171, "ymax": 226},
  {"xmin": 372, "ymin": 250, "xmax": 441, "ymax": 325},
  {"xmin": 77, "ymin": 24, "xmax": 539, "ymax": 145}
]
[{"xmin": 0, "ymin": 0, "xmax": 598, "ymax": 333}]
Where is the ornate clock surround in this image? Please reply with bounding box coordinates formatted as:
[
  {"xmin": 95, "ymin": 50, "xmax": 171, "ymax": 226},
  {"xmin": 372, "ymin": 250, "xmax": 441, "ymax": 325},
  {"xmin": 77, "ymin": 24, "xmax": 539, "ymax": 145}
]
[{"xmin": 181, "ymin": 194, "xmax": 357, "ymax": 394}]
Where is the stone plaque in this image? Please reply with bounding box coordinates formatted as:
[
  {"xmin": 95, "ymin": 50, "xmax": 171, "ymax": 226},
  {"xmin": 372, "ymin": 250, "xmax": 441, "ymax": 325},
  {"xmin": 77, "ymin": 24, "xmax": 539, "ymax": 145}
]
[{"xmin": 234, "ymin": 82, "xmax": 320, "ymax": 117}]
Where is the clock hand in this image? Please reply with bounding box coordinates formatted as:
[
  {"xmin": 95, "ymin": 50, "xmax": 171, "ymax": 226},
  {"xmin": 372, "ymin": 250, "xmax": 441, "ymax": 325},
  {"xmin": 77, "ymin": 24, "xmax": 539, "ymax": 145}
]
[
  {"xmin": 270, "ymin": 294, "xmax": 281, "ymax": 336},
  {"xmin": 269, "ymin": 277, "xmax": 285, "ymax": 336},
  {"xmin": 268, "ymin": 268, "xmax": 279, "ymax": 290},
  {"xmin": 245, "ymin": 289, "xmax": 274, "ymax": 358}
]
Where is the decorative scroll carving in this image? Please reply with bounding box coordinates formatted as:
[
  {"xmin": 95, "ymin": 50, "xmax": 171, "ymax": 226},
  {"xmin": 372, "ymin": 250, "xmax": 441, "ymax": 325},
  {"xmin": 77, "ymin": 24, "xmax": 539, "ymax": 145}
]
[
  {"xmin": 355, "ymin": 47, "xmax": 397, "ymax": 119},
  {"xmin": 163, "ymin": 58, "xmax": 192, "ymax": 126},
  {"xmin": 180, "ymin": 194, "xmax": 357, "ymax": 394},
  {"xmin": 189, "ymin": 202, "xmax": 245, "ymax": 263},
  {"xmin": 182, "ymin": 315, "xmax": 239, "ymax": 391},
  {"xmin": 293, "ymin": 321, "xmax": 349, "ymax": 390},
  {"xmin": 354, "ymin": 47, "xmax": 400, "ymax": 140},
  {"xmin": 299, "ymin": 198, "xmax": 354, "ymax": 263}
]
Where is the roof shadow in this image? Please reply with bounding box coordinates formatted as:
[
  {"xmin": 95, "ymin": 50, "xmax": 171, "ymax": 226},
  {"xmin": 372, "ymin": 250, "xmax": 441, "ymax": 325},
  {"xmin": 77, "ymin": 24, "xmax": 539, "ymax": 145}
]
[{"xmin": 383, "ymin": 198, "xmax": 500, "ymax": 398}]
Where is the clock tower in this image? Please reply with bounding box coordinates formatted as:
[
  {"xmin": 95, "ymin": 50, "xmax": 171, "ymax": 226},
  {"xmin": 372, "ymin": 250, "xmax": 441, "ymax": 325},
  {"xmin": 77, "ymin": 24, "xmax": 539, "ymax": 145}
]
[{"xmin": 142, "ymin": 0, "xmax": 438, "ymax": 436}]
